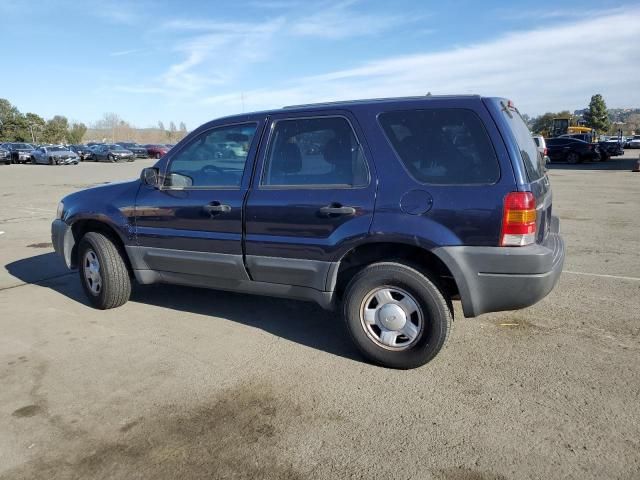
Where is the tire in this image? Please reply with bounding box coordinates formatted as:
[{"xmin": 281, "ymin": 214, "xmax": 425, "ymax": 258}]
[
  {"xmin": 342, "ymin": 262, "xmax": 452, "ymax": 369},
  {"xmin": 108, "ymin": 154, "xmax": 116, "ymax": 163},
  {"xmin": 78, "ymin": 232, "xmax": 131, "ymax": 309},
  {"xmin": 48, "ymin": 157, "xmax": 54, "ymax": 165},
  {"xmin": 566, "ymin": 151, "xmax": 580, "ymax": 164},
  {"xmin": 155, "ymin": 152, "xmax": 161, "ymax": 159},
  {"xmin": 30, "ymin": 156, "xmax": 36, "ymax": 164}
]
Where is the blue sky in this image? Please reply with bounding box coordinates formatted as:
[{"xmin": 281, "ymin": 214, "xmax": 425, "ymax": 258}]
[{"xmin": 1, "ymin": 0, "xmax": 639, "ymax": 129}]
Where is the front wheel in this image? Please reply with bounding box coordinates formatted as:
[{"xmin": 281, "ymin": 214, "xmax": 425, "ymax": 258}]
[
  {"xmin": 343, "ymin": 262, "xmax": 452, "ymax": 369},
  {"xmin": 78, "ymin": 232, "xmax": 131, "ymax": 309}
]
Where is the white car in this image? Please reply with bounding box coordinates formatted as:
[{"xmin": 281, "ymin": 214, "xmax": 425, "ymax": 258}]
[
  {"xmin": 30, "ymin": 146, "xmax": 80, "ymax": 165},
  {"xmin": 532, "ymin": 135, "xmax": 550, "ymax": 165},
  {"xmin": 627, "ymin": 137, "xmax": 640, "ymax": 149}
]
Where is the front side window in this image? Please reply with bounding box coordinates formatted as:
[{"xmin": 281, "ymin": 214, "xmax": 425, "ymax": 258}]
[
  {"xmin": 164, "ymin": 123, "xmax": 257, "ymax": 188},
  {"xmin": 262, "ymin": 116, "xmax": 369, "ymax": 187},
  {"xmin": 379, "ymin": 108, "xmax": 500, "ymax": 185}
]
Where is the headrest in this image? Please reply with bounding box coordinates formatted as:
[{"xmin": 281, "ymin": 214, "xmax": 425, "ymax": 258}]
[{"xmin": 273, "ymin": 142, "xmax": 302, "ymax": 174}]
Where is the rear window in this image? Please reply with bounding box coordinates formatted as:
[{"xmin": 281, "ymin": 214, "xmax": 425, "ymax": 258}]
[
  {"xmin": 499, "ymin": 102, "xmax": 545, "ymax": 181},
  {"xmin": 379, "ymin": 108, "xmax": 499, "ymax": 185}
]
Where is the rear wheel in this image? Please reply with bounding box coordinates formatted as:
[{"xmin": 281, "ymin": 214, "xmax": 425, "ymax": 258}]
[
  {"xmin": 108, "ymin": 154, "xmax": 116, "ymax": 162},
  {"xmin": 343, "ymin": 262, "xmax": 452, "ymax": 369},
  {"xmin": 78, "ymin": 232, "xmax": 131, "ymax": 309},
  {"xmin": 566, "ymin": 151, "xmax": 580, "ymax": 164}
]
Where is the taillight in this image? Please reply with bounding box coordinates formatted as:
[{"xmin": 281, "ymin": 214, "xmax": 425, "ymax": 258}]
[
  {"xmin": 500, "ymin": 192, "xmax": 537, "ymax": 247},
  {"xmin": 544, "ymin": 148, "xmax": 548, "ymax": 155}
]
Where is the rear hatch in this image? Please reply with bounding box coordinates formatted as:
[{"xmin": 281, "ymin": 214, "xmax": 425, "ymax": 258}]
[{"xmin": 485, "ymin": 98, "xmax": 553, "ymax": 243}]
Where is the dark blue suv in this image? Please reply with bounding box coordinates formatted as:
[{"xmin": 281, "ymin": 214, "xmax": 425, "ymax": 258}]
[{"xmin": 52, "ymin": 96, "xmax": 564, "ymax": 369}]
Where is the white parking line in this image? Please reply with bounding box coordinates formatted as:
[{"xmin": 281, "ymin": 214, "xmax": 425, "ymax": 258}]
[{"xmin": 564, "ymin": 270, "xmax": 640, "ymax": 282}]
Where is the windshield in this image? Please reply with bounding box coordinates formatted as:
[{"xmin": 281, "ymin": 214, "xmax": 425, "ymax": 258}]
[
  {"xmin": 12, "ymin": 143, "xmax": 33, "ymax": 149},
  {"xmin": 49, "ymin": 147, "xmax": 67, "ymax": 152},
  {"xmin": 500, "ymin": 101, "xmax": 545, "ymax": 181}
]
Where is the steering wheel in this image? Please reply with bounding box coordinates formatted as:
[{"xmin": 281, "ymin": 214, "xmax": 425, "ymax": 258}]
[{"xmin": 201, "ymin": 164, "xmax": 224, "ymax": 176}]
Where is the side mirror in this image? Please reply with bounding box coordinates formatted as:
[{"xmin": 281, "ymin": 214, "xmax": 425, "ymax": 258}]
[{"xmin": 140, "ymin": 167, "xmax": 159, "ymax": 187}]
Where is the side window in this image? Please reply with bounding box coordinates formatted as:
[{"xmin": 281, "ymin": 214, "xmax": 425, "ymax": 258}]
[
  {"xmin": 165, "ymin": 123, "xmax": 257, "ymax": 188},
  {"xmin": 262, "ymin": 116, "xmax": 369, "ymax": 187},
  {"xmin": 379, "ymin": 108, "xmax": 500, "ymax": 185}
]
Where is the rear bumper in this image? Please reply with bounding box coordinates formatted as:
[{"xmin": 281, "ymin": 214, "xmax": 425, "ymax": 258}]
[
  {"xmin": 51, "ymin": 219, "xmax": 75, "ymax": 269},
  {"xmin": 435, "ymin": 216, "xmax": 565, "ymax": 317}
]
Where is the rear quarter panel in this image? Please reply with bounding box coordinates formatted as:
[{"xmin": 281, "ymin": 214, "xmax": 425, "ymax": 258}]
[{"xmin": 349, "ymin": 97, "xmax": 517, "ymax": 248}]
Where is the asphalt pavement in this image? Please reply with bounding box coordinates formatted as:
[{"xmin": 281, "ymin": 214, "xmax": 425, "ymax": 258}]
[{"xmin": 0, "ymin": 152, "xmax": 639, "ymax": 479}]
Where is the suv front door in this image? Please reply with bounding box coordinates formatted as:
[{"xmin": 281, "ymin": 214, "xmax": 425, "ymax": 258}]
[
  {"xmin": 244, "ymin": 112, "xmax": 376, "ymax": 292},
  {"xmin": 132, "ymin": 119, "xmax": 264, "ymax": 284}
]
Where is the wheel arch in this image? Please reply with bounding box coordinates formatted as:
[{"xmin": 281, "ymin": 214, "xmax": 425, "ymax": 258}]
[
  {"xmin": 330, "ymin": 241, "xmax": 460, "ymax": 308},
  {"xmin": 69, "ymin": 218, "xmax": 132, "ymax": 273}
]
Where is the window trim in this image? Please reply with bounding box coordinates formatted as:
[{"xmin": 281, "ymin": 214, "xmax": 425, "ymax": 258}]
[
  {"xmin": 258, "ymin": 114, "xmax": 371, "ymax": 190},
  {"xmin": 376, "ymin": 108, "xmax": 502, "ymax": 187},
  {"xmin": 161, "ymin": 121, "xmax": 259, "ymax": 191}
]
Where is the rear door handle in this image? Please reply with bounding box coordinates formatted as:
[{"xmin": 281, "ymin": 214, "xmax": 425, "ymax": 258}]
[
  {"xmin": 319, "ymin": 205, "xmax": 356, "ymax": 216},
  {"xmin": 203, "ymin": 203, "xmax": 231, "ymax": 215}
]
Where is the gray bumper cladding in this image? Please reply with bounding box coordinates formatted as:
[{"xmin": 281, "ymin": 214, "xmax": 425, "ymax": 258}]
[
  {"xmin": 435, "ymin": 216, "xmax": 565, "ymax": 318},
  {"xmin": 51, "ymin": 219, "xmax": 75, "ymax": 269}
]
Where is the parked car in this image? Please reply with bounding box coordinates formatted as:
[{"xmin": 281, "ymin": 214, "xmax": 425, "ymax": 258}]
[
  {"xmin": 66, "ymin": 144, "xmax": 93, "ymax": 161},
  {"xmin": 546, "ymin": 137, "xmax": 600, "ymax": 163},
  {"xmin": 144, "ymin": 144, "xmax": 169, "ymax": 159},
  {"xmin": 532, "ymin": 135, "xmax": 549, "ymax": 165},
  {"xmin": 600, "ymin": 138, "xmax": 624, "ymax": 157},
  {"xmin": 117, "ymin": 142, "xmax": 148, "ymax": 158},
  {"xmin": 627, "ymin": 136, "xmax": 640, "ymax": 149},
  {"xmin": 0, "ymin": 145, "xmax": 10, "ymax": 165},
  {"xmin": 4, "ymin": 142, "xmax": 35, "ymax": 164},
  {"xmin": 51, "ymin": 95, "xmax": 565, "ymax": 369},
  {"xmin": 86, "ymin": 144, "xmax": 134, "ymax": 162},
  {"xmin": 31, "ymin": 145, "xmax": 79, "ymax": 165}
]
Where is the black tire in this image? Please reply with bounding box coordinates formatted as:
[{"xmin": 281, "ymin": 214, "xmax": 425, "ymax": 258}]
[
  {"xmin": 48, "ymin": 157, "xmax": 54, "ymax": 165},
  {"xmin": 30, "ymin": 156, "xmax": 36, "ymax": 165},
  {"xmin": 342, "ymin": 262, "xmax": 452, "ymax": 369},
  {"xmin": 566, "ymin": 151, "xmax": 580, "ymax": 164},
  {"xmin": 78, "ymin": 232, "xmax": 131, "ymax": 309},
  {"xmin": 108, "ymin": 154, "xmax": 116, "ymax": 163}
]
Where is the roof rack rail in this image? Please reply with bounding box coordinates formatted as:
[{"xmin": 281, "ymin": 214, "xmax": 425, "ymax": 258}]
[{"xmin": 282, "ymin": 94, "xmax": 479, "ymax": 110}]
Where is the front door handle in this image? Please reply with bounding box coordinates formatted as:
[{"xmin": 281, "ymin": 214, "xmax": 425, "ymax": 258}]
[
  {"xmin": 203, "ymin": 203, "xmax": 231, "ymax": 215},
  {"xmin": 319, "ymin": 204, "xmax": 356, "ymax": 216}
]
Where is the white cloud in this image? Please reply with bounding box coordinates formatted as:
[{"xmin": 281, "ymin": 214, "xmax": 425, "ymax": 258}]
[
  {"xmin": 109, "ymin": 48, "xmax": 142, "ymax": 57},
  {"xmin": 291, "ymin": 0, "xmax": 422, "ymax": 39},
  {"xmin": 201, "ymin": 8, "xmax": 640, "ymax": 118}
]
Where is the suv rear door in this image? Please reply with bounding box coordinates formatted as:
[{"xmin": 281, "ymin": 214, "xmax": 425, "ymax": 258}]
[{"xmin": 244, "ymin": 111, "xmax": 376, "ymax": 291}]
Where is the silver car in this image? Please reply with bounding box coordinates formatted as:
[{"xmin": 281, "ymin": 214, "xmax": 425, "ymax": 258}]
[{"xmin": 31, "ymin": 146, "xmax": 80, "ymax": 165}]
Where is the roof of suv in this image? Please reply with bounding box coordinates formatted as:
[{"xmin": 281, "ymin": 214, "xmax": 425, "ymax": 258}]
[
  {"xmin": 281, "ymin": 94, "xmax": 482, "ymax": 110},
  {"xmin": 212, "ymin": 94, "xmax": 486, "ymax": 124}
]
